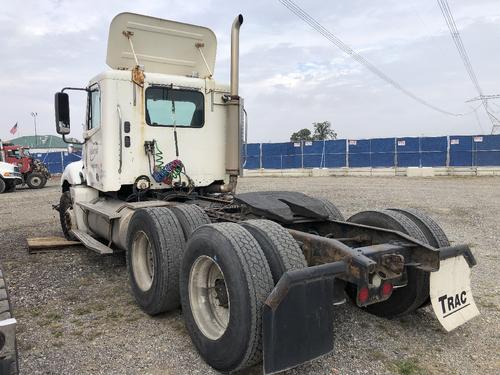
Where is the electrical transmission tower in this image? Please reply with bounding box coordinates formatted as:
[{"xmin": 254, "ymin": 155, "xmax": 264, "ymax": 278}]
[
  {"xmin": 466, "ymin": 95, "xmax": 500, "ymax": 134},
  {"xmin": 437, "ymin": 0, "xmax": 500, "ymax": 134}
]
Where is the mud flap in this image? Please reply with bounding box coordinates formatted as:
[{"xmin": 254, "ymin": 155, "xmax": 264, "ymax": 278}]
[
  {"xmin": 430, "ymin": 256, "xmax": 479, "ymax": 331},
  {"xmin": 262, "ymin": 261, "xmax": 346, "ymax": 374}
]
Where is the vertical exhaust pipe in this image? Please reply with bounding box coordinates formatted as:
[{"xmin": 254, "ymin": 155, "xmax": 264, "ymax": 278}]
[
  {"xmin": 222, "ymin": 14, "xmax": 244, "ymax": 193},
  {"xmin": 230, "ymin": 14, "xmax": 243, "ymax": 97}
]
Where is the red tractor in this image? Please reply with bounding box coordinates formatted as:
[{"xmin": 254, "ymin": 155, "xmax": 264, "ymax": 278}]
[{"xmin": 0, "ymin": 142, "xmax": 51, "ymax": 189}]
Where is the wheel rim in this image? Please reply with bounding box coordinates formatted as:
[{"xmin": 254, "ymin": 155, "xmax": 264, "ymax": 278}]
[
  {"xmin": 189, "ymin": 256, "xmax": 230, "ymax": 340},
  {"xmin": 131, "ymin": 231, "xmax": 155, "ymax": 292},
  {"xmin": 31, "ymin": 176, "xmax": 41, "ymax": 186}
]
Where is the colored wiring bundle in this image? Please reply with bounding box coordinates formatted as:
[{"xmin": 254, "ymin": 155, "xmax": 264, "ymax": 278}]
[
  {"xmin": 145, "ymin": 140, "xmax": 194, "ymax": 190},
  {"xmin": 152, "ymin": 159, "xmax": 183, "ymax": 185}
]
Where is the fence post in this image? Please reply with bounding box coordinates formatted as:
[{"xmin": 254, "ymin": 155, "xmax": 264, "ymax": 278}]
[
  {"xmin": 419, "ymin": 137, "xmax": 422, "ymax": 168},
  {"xmin": 301, "ymin": 141, "xmax": 304, "ymax": 169},
  {"xmin": 446, "ymin": 136, "xmax": 450, "ymax": 168},
  {"xmin": 394, "ymin": 138, "xmax": 397, "ymax": 169},
  {"xmin": 321, "ymin": 140, "xmax": 326, "ymax": 168},
  {"xmin": 259, "ymin": 143, "xmax": 262, "ymax": 169},
  {"xmin": 346, "ymin": 139, "xmax": 349, "ymax": 168}
]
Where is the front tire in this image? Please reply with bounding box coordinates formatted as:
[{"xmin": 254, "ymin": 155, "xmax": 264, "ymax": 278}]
[
  {"xmin": 4, "ymin": 181, "xmax": 16, "ymax": 193},
  {"xmin": 126, "ymin": 207, "xmax": 185, "ymax": 315},
  {"xmin": 59, "ymin": 192, "xmax": 76, "ymax": 240},
  {"xmin": 180, "ymin": 223, "xmax": 274, "ymax": 372},
  {"xmin": 0, "ymin": 179, "xmax": 5, "ymax": 194}
]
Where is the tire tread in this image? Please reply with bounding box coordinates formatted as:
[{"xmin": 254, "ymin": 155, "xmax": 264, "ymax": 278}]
[{"xmin": 207, "ymin": 223, "xmax": 274, "ymax": 370}]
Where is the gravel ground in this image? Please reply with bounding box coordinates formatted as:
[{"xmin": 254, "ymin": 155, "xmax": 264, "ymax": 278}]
[{"xmin": 0, "ymin": 176, "xmax": 499, "ymax": 375}]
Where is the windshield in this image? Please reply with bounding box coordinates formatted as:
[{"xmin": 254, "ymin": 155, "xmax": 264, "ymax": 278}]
[{"xmin": 7, "ymin": 149, "xmax": 21, "ymax": 158}]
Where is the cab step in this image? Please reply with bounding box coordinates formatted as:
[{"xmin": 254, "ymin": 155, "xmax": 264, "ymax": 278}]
[{"xmin": 70, "ymin": 230, "xmax": 114, "ymax": 255}]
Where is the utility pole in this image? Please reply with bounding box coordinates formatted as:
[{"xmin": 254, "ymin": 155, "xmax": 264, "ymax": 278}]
[
  {"xmin": 465, "ymin": 95, "xmax": 500, "ymax": 134},
  {"xmin": 30, "ymin": 112, "xmax": 38, "ymax": 146}
]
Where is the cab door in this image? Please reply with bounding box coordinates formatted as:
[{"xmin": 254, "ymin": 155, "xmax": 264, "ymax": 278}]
[{"xmin": 83, "ymin": 83, "xmax": 104, "ymax": 189}]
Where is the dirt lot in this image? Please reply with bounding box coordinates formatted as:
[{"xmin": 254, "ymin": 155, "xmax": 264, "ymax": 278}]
[{"xmin": 0, "ymin": 176, "xmax": 499, "ymax": 375}]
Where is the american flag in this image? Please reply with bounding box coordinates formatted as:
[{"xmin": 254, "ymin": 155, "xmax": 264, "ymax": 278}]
[{"xmin": 9, "ymin": 122, "xmax": 18, "ymax": 135}]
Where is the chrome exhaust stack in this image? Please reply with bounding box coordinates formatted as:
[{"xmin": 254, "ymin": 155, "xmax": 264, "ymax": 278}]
[
  {"xmin": 223, "ymin": 14, "xmax": 244, "ymax": 193},
  {"xmin": 230, "ymin": 14, "xmax": 243, "ymax": 97}
]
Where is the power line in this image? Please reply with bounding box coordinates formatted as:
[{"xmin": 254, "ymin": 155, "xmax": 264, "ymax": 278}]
[
  {"xmin": 437, "ymin": 0, "xmax": 500, "ymax": 134},
  {"xmin": 279, "ymin": 0, "xmax": 466, "ymax": 117},
  {"xmin": 466, "ymin": 94, "xmax": 500, "ymax": 103}
]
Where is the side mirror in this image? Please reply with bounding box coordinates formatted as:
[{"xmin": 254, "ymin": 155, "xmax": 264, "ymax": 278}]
[{"xmin": 55, "ymin": 92, "xmax": 70, "ymax": 135}]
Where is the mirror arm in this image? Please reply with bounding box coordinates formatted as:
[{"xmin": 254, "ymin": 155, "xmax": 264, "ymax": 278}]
[
  {"xmin": 62, "ymin": 134, "xmax": 85, "ymax": 145},
  {"xmin": 61, "ymin": 87, "xmax": 90, "ymax": 93},
  {"xmin": 59, "ymin": 87, "xmax": 90, "ymax": 144}
]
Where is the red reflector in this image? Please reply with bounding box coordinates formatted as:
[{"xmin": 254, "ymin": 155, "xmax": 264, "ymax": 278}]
[
  {"xmin": 357, "ymin": 286, "xmax": 369, "ymax": 304},
  {"xmin": 381, "ymin": 282, "xmax": 393, "ymax": 297}
]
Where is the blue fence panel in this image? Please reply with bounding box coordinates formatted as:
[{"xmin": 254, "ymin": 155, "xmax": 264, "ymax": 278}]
[
  {"xmin": 324, "ymin": 139, "xmax": 347, "ymax": 168},
  {"xmin": 396, "ymin": 137, "xmax": 420, "ymax": 167},
  {"xmin": 33, "ymin": 151, "xmax": 82, "ymax": 174},
  {"xmin": 475, "ymin": 135, "xmax": 500, "ymax": 166},
  {"xmin": 348, "ymin": 139, "xmax": 371, "ymax": 167},
  {"xmin": 421, "ymin": 136, "xmax": 447, "ymax": 167},
  {"xmin": 282, "ymin": 142, "xmax": 302, "ymax": 168},
  {"xmin": 262, "ymin": 142, "xmax": 291, "ymax": 169},
  {"xmin": 449, "ymin": 135, "xmax": 473, "ymax": 167},
  {"xmin": 244, "ymin": 134, "xmax": 500, "ymax": 170},
  {"xmin": 371, "ymin": 138, "xmax": 395, "ymax": 167},
  {"xmin": 244, "ymin": 143, "xmax": 261, "ymax": 169},
  {"xmin": 63, "ymin": 152, "xmax": 82, "ymax": 168},
  {"xmin": 303, "ymin": 141, "xmax": 324, "ymax": 168},
  {"xmin": 34, "ymin": 152, "xmax": 62, "ymax": 174}
]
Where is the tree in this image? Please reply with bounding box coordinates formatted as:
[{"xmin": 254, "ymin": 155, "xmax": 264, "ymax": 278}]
[
  {"xmin": 312, "ymin": 121, "xmax": 337, "ymax": 140},
  {"xmin": 290, "ymin": 128, "xmax": 312, "ymax": 142}
]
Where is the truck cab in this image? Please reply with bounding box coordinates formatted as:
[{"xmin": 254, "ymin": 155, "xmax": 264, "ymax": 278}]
[{"xmin": 57, "ymin": 13, "xmax": 243, "ymax": 196}]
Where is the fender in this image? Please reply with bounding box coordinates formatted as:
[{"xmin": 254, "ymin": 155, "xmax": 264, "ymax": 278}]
[{"xmin": 61, "ymin": 160, "xmax": 85, "ymax": 191}]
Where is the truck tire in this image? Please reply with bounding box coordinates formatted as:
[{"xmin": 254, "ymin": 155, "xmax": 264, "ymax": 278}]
[
  {"xmin": 5, "ymin": 181, "xmax": 16, "ymax": 193},
  {"xmin": 38, "ymin": 176, "xmax": 48, "ymax": 189},
  {"xmin": 387, "ymin": 208, "xmax": 450, "ymax": 248},
  {"xmin": 170, "ymin": 204, "xmax": 211, "ymax": 240},
  {"xmin": 347, "ymin": 209, "xmax": 430, "ymax": 318},
  {"xmin": 59, "ymin": 192, "xmax": 76, "ymax": 240},
  {"xmin": 318, "ymin": 198, "xmax": 345, "ymax": 220},
  {"xmin": 241, "ymin": 219, "xmax": 307, "ymax": 284},
  {"xmin": 180, "ymin": 223, "xmax": 274, "ymax": 372},
  {"xmin": 388, "ymin": 208, "xmax": 450, "ymax": 308},
  {"xmin": 0, "ymin": 267, "xmax": 19, "ymax": 374},
  {"xmin": 26, "ymin": 172, "xmax": 45, "ymax": 189},
  {"xmin": 0, "ymin": 179, "xmax": 5, "ymax": 194},
  {"xmin": 126, "ymin": 207, "xmax": 184, "ymax": 315}
]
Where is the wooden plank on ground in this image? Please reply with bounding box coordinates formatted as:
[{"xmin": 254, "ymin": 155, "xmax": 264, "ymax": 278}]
[{"xmin": 27, "ymin": 236, "xmax": 81, "ymax": 253}]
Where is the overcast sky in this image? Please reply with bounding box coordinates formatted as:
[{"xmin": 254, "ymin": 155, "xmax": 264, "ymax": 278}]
[{"xmin": 1, "ymin": 0, "xmax": 499, "ymax": 143}]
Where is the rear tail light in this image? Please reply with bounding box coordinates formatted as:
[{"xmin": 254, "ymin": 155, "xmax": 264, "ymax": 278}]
[
  {"xmin": 357, "ymin": 286, "xmax": 370, "ymax": 304},
  {"xmin": 380, "ymin": 282, "xmax": 393, "ymax": 298}
]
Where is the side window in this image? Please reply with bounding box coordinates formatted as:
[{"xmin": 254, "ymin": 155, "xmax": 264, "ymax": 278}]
[
  {"xmin": 145, "ymin": 86, "xmax": 204, "ymax": 127},
  {"xmin": 88, "ymin": 87, "xmax": 101, "ymax": 130}
]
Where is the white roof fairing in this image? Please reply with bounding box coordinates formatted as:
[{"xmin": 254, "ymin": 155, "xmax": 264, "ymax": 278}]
[{"xmin": 106, "ymin": 13, "xmax": 217, "ymax": 77}]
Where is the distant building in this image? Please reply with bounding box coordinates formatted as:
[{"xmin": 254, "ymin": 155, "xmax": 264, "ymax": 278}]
[{"xmin": 7, "ymin": 135, "xmax": 82, "ymax": 153}]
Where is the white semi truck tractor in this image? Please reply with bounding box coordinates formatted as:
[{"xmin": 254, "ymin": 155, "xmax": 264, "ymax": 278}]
[{"xmin": 54, "ymin": 13, "xmax": 479, "ymax": 374}]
